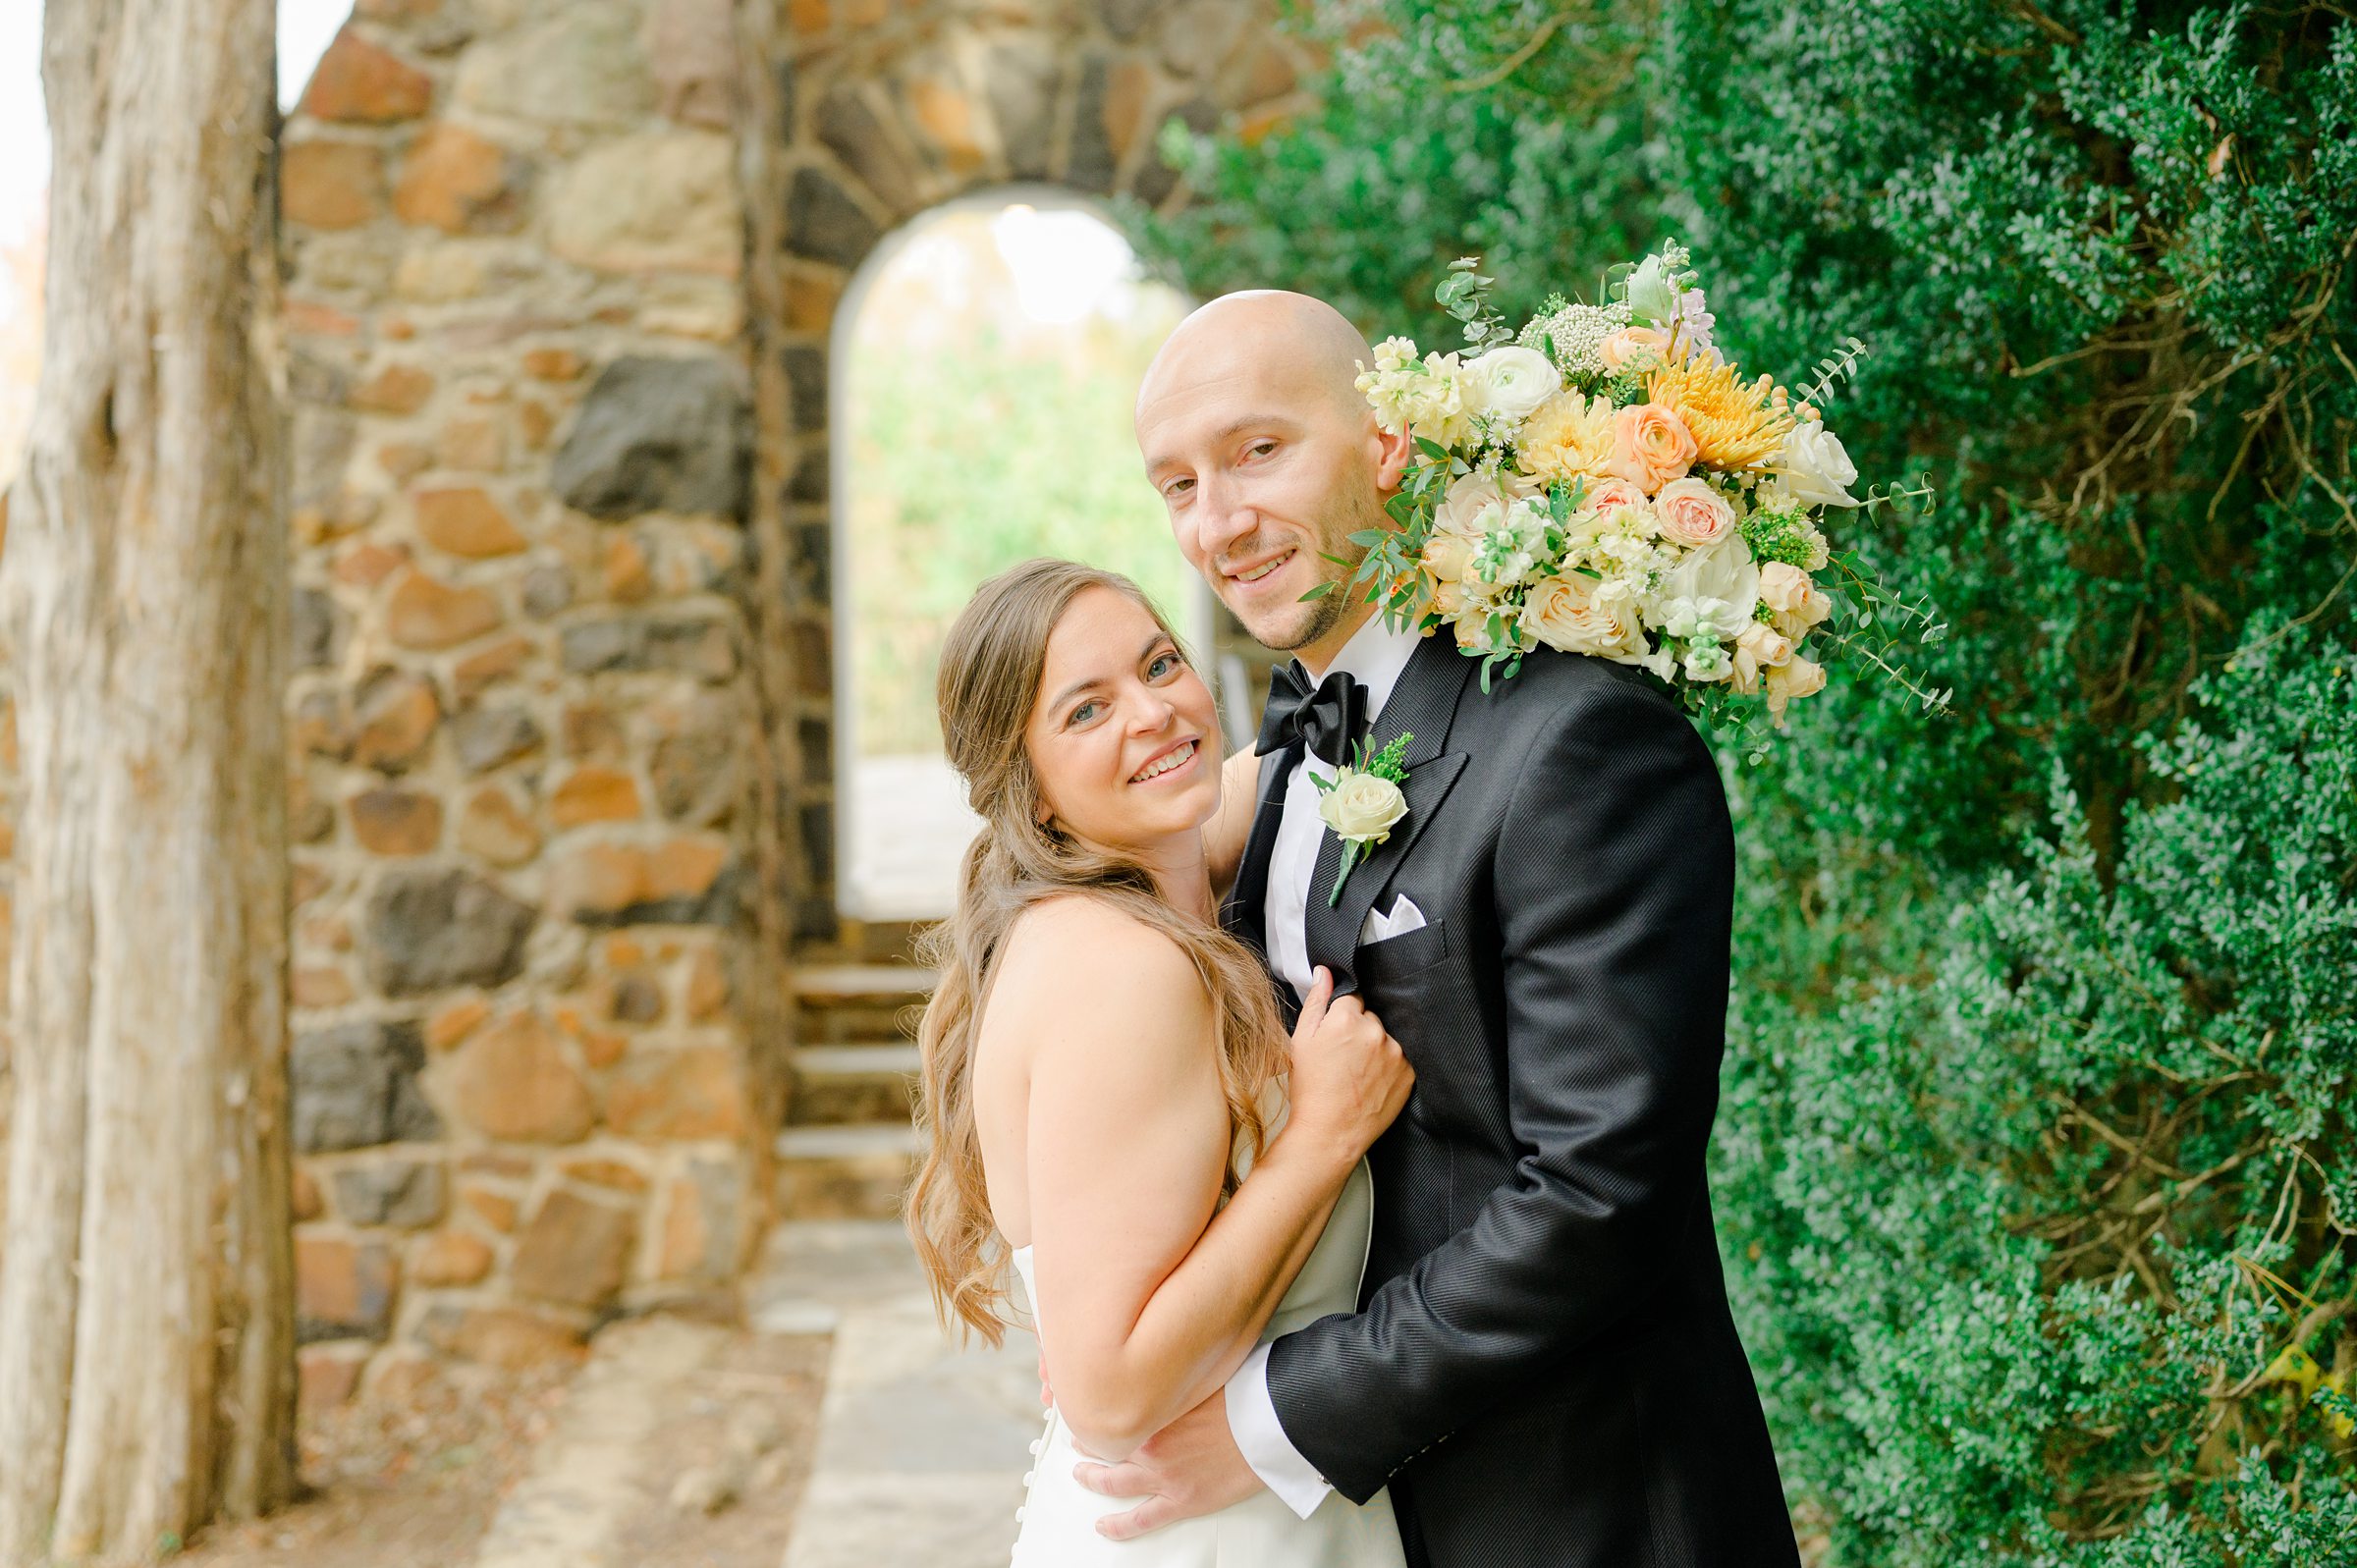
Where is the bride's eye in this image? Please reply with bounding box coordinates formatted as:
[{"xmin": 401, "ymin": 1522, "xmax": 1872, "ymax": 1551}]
[
  {"xmin": 1069, "ymin": 699, "xmax": 1103, "ymax": 727},
  {"xmin": 1146, "ymin": 650, "xmax": 1182, "ymax": 681}
]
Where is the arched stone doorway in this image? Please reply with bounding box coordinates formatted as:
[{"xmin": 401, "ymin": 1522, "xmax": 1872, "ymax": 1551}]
[
  {"xmin": 829, "ymin": 191, "xmax": 1204, "ymax": 920},
  {"xmin": 754, "ymin": 0, "xmax": 1313, "ymax": 952}
]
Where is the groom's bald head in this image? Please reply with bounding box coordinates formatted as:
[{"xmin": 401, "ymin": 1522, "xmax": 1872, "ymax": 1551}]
[
  {"xmin": 1134, "ymin": 291, "xmax": 1409, "ymax": 668},
  {"xmin": 1135, "ymin": 291, "xmax": 1376, "ymax": 430}
]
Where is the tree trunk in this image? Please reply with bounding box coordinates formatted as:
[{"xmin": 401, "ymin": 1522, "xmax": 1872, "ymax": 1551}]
[{"xmin": 0, "ymin": 0, "xmax": 295, "ymax": 1559}]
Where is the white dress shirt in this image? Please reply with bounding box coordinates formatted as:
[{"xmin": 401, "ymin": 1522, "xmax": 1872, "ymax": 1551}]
[{"xmin": 1227, "ymin": 611, "xmax": 1422, "ymax": 1518}]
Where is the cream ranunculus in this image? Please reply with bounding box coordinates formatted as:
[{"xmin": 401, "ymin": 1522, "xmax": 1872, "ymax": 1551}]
[
  {"xmin": 1461, "ymin": 346, "xmax": 1562, "ymax": 425},
  {"xmin": 1651, "ymin": 476, "xmax": 1737, "ymax": 548},
  {"xmin": 1522, "ymin": 572, "xmax": 1649, "ymax": 663},
  {"xmin": 1319, "ymin": 769, "xmax": 1409, "ymax": 843},
  {"xmin": 1770, "ymin": 419, "xmax": 1861, "ymax": 508}
]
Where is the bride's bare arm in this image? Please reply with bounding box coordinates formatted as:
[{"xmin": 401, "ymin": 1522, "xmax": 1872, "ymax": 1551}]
[
  {"xmin": 1204, "ymin": 746, "xmax": 1262, "ymax": 899},
  {"xmin": 999, "ymin": 898, "xmax": 1400, "ymax": 1463}
]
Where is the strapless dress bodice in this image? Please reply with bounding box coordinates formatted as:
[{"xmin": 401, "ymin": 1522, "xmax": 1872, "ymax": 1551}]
[{"xmin": 1000, "ymin": 1138, "xmax": 1401, "ymax": 1567}]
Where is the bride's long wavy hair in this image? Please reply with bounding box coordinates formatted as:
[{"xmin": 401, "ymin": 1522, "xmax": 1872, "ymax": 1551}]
[{"xmin": 905, "ymin": 559, "xmax": 1287, "ymax": 1345}]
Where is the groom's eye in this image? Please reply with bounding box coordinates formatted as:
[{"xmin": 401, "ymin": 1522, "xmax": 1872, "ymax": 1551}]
[{"xmin": 1162, "ymin": 477, "xmax": 1194, "ymax": 501}]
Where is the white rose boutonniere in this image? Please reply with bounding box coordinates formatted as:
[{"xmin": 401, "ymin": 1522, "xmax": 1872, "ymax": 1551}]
[{"xmin": 1313, "ymin": 732, "xmax": 1413, "ymax": 907}]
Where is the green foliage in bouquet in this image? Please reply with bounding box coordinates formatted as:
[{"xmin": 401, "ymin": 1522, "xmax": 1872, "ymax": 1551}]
[{"xmin": 1126, "ymin": 0, "xmax": 2357, "ymax": 1558}]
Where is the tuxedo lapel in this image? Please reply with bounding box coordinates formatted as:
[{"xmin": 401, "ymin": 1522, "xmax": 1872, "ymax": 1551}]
[{"xmin": 1304, "ymin": 635, "xmax": 1478, "ymax": 990}]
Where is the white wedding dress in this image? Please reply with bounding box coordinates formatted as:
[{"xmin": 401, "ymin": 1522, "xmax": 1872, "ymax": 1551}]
[{"xmin": 1005, "ymin": 1150, "xmax": 1406, "ymax": 1567}]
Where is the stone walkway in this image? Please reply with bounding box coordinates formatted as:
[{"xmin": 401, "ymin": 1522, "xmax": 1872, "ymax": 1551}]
[
  {"xmin": 468, "ymin": 1317, "xmax": 731, "ymax": 1568},
  {"xmin": 752, "ymin": 1218, "xmax": 1040, "ymax": 1568}
]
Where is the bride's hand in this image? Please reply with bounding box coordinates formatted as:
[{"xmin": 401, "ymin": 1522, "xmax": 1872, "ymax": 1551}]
[{"xmin": 1283, "ymin": 967, "xmax": 1412, "ymax": 1165}]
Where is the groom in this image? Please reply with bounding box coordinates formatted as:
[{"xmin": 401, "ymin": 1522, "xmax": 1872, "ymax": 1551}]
[{"xmin": 1073, "ymin": 292, "xmax": 1802, "ymax": 1567}]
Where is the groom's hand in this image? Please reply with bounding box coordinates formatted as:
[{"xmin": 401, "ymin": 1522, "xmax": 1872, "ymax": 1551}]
[{"xmin": 1071, "ymin": 1388, "xmax": 1262, "ymax": 1540}]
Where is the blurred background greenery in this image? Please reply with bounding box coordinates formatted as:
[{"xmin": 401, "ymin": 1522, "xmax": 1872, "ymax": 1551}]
[{"xmin": 1128, "ymin": 3, "xmax": 2357, "ymax": 1562}]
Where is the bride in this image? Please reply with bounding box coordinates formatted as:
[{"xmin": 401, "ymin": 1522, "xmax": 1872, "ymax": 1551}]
[{"xmin": 906, "ymin": 558, "xmax": 1414, "ymax": 1567}]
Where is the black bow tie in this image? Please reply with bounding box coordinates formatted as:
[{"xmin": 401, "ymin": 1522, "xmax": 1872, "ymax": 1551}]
[{"xmin": 1257, "ymin": 663, "xmax": 1367, "ymax": 769}]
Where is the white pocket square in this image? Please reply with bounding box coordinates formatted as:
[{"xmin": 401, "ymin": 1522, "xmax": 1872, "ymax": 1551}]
[{"xmin": 1358, "ymin": 893, "xmax": 1427, "ymax": 946}]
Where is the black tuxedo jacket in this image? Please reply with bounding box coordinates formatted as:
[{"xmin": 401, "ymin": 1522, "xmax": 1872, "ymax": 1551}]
[{"xmin": 1225, "ymin": 635, "xmax": 1799, "ymax": 1568}]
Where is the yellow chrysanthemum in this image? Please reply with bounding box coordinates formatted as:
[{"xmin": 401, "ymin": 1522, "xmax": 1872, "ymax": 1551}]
[
  {"xmin": 1514, "ymin": 391, "xmax": 1616, "ymax": 483},
  {"xmin": 1646, "ymin": 351, "xmax": 1797, "ymax": 470}
]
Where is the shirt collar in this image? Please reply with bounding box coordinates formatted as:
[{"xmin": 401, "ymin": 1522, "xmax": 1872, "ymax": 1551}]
[{"xmin": 1299, "ymin": 609, "xmax": 1423, "ymax": 722}]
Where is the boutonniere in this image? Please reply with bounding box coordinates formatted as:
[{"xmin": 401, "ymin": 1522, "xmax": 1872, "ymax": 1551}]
[{"xmin": 1312, "ymin": 732, "xmax": 1413, "ymax": 907}]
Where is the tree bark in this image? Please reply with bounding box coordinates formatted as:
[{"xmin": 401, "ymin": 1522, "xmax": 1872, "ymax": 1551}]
[{"xmin": 0, "ymin": 0, "xmax": 295, "ymax": 1560}]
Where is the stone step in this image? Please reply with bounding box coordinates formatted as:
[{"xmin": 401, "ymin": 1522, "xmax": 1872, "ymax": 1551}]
[
  {"xmin": 773, "ymin": 1123, "xmax": 921, "ymax": 1222},
  {"xmin": 789, "ymin": 1043, "xmax": 922, "ymax": 1127},
  {"xmin": 791, "ymin": 964, "xmax": 939, "ymax": 1001}
]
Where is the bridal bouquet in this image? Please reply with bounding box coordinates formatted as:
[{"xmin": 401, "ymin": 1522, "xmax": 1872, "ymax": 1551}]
[{"xmin": 1334, "ymin": 243, "xmax": 1946, "ymax": 733}]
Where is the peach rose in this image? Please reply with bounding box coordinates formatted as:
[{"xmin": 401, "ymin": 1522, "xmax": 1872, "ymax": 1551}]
[
  {"xmin": 1423, "ymin": 530, "xmax": 1476, "ymax": 584},
  {"xmin": 1597, "ymin": 325, "xmax": 1673, "ymax": 372},
  {"xmin": 1728, "ymin": 620, "xmax": 1794, "ymax": 695},
  {"xmin": 1765, "ymin": 651, "xmax": 1827, "ymax": 724},
  {"xmin": 1605, "ymin": 402, "xmax": 1698, "ymax": 494},
  {"xmin": 1651, "ymin": 476, "xmax": 1736, "ymax": 548},
  {"xmin": 1758, "ymin": 561, "xmax": 1835, "ymax": 639},
  {"xmin": 1571, "ymin": 475, "xmax": 1648, "ymax": 514}
]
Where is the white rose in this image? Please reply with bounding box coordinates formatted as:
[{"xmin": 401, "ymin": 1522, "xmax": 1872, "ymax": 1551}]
[
  {"xmin": 1461, "ymin": 347, "xmax": 1562, "ymax": 425},
  {"xmin": 1652, "ymin": 535, "xmax": 1761, "ymax": 641},
  {"xmin": 1771, "ymin": 420, "xmax": 1860, "ymax": 508},
  {"xmin": 1319, "ymin": 770, "xmax": 1409, "ymax": 843}
]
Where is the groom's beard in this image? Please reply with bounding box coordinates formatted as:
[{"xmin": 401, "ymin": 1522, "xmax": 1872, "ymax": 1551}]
[{"xmin": 1221, "ymin": 490, "xmax": 1385, "ymax": 654}]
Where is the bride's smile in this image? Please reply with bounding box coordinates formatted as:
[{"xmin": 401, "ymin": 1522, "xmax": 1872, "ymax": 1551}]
[{"xmin": 1022, "ymin": 584, "xmax": 1225, "ymax": 871}]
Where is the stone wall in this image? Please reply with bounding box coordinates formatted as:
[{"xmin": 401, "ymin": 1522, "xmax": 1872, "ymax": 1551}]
[
  {"xmin": 0, "ymin": 0, "xmax": 1309, "ymax": 1406},
  {"xmin": 275, "ymin": 0, "xmax": 790, "ymax": 1401}
]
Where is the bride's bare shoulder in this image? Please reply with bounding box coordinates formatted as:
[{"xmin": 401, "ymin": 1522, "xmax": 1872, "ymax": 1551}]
[{"xmin": 991, "ymin": 893, "xmax": 1208, "ymax": 1026}]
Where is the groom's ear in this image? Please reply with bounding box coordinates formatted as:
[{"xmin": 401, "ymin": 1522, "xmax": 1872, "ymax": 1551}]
[{"xmin": 1371, "ymin": 420, "xmax": 1415, "ymax": 494}]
